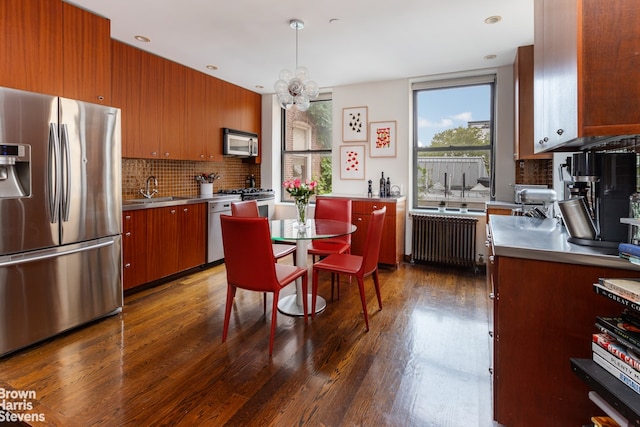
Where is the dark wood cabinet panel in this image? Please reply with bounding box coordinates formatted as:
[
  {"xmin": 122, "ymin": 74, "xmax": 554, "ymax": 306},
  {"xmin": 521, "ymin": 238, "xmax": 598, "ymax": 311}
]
[
  {"xmin": 351, "ymin": 199, "xmax": 405, "ymax": 267},
  {"xmin": 61, "ymin": 2, "xmax": 111, "ymax": 104},
  {"xmin": 0, "ymin": 0, "xmax": 63, "ymax": 95},
  {"xmin": 122, "ymin": 203, "xmax": 207, "ymax": 290},
  {"xmin": 177, "ymin": 203, "xmax": 206, "ymax": 271},
  {"xmin": 492, "ymin": 255, "xmax": 638, "ymax": 426},
  {"xmin": 111, "ymin": 40, "xmax": 163, "ymax": 158},
  {"xmin": 122, "ymin": 210, "xmax": 148, "ymax": 290},
  {"xmin": 534, "ymin": 0, "xmax": 640, "ymax": 152},
  {"xmin": 514, "ymin": 45, "xmax": 551, "ymax": 160},
  {"xmin": 146, "ymin": 206, "xmax": 180, "ymax": 282},
  {"xmin": 162, "ymin": 59, "xmax": 186, "ymax": 159},
  {"xmin": 185, "ymin": 69, "xmax": 224, "ymax": 161},
  {"xmin": 0, "ymin": 0, "xmax": 110, "ymax": 102}
]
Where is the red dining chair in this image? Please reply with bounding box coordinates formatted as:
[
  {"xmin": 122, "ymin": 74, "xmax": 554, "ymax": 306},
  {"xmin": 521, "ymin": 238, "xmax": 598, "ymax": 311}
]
[
  {"xmin": 308, "ymin": 197, "xmax": 352, "ymax": 300},
  {"xmin": 312, "ymin": 206, "xmax": 386, "ymax": 331},
  {"xmin": 231, "ymin": 200, "xmax": 297, "ymax": 264},
  {"xmin": 220, "ymin": 215, "xmax": 308, "ymax": 355}
]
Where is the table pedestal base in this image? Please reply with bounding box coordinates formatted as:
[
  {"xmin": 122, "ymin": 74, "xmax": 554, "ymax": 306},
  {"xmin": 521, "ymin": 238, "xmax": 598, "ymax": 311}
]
[{"xmin": 277, "ymin": 294, "xmax": 326, "ymax": 317}]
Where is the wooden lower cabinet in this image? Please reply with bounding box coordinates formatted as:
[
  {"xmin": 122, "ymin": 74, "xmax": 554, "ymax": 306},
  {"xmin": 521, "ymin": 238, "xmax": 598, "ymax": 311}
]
[
  {"xmin": 351, "ymin": 198, "xmax": 405, "ymax": 267},
  {"xmin": 122, "ymin": 203, "xmax": 206, "ymax": 290},
  {"xmin": 491, "ymin": 255, "xmax": 639, "ymax": 426},
  {"xmin": 122, "ymin": 209, "xmax": 148, "ymax": 290}
]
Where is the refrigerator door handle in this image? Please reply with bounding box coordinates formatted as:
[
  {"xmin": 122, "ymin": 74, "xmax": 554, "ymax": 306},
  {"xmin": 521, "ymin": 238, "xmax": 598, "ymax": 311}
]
[
  {"xmin": 0, "ymin": 237, "xmax": 115, "ymax": 268},
  {"xmin": 48, "ymin": 123, "xmax": 61, "ymax": 223},
  {"xmin": 61, "ymin": 123, "xmax": 71, "ymax": 222}
]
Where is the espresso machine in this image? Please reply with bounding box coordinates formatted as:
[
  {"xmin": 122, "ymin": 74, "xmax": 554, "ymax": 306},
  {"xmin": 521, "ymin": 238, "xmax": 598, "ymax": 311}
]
[{"xmin": 558, "ymin": 151, "xmax": 636, "ymax": 246}]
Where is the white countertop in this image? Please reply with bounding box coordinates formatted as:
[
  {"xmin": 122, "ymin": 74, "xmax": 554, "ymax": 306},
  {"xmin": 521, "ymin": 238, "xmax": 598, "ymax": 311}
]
[{"xmin": 489, "ymin": 215, "xmax": 640, "ymax": 271}]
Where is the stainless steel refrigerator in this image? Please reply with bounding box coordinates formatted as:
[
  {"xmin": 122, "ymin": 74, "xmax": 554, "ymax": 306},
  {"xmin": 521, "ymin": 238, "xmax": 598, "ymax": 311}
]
[{"xmin": 0, "ymin": 86, "xmax": 122, "ymax": 357}]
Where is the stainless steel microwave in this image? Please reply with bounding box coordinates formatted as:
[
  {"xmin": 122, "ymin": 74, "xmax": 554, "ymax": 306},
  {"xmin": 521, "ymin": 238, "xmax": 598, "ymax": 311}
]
[{"xmin": 222, "ymin": 128, "xmax": 258, "ymax": 157}]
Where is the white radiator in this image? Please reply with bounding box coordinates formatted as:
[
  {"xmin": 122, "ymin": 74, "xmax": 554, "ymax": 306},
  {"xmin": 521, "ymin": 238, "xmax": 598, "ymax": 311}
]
[{"xmin": 410, "ymin": 214, "xmax": 478, "ymax": 267}]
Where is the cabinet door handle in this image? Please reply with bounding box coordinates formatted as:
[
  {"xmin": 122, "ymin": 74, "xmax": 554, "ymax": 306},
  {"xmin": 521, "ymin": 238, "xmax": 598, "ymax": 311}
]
[
  {"xmin": 124, "ymin": 263, "xmax": 131, "ymax": 269},
  {"xmin": 125, "ymin": 232, "xmax": 131, "ymax": 237},
  {"xmin": 125, "ymin": 215, "xmax": 131, "ymax": 220},
  {"xmin": 97, "ymin": 95, "xmax": 104, "ymax": 101},
  {"xmin": 488, "ymin": 330, "xmax": 494, "ymax": 337},
  {"xmin": 489, "ymin": 255, "xmax": 494, "ymax": 264},
  {"xmin": 151, "ymin": 151, "xmax": 157, "ymax": 156},
  {"xmin": 556, "ymin": 128, "xmax": 564, "ymax": 135},
  {"xmin": 183, "ymin": 208, "xmax": 188, "ymax": 213},
  {"xmin": 170, "ymin": 209, "xmax": 176, "ymax": 214},
  {"xmin": 489, "ymin": 292, "xmax": 495, "ymax": 300},
  {"xmin": 164, "ymin": 152, "xmax": 170, "ymax": 157}
]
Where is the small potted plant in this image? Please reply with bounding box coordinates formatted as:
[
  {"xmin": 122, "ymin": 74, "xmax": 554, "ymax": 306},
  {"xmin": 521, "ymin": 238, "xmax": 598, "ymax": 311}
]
[
  {"xmin": 460, "ymin": 203, "xmax": 468, "ymax": 213},
  {"xmin": 438, "ymin": 200, "xmax": 446, "ymax": 212}
]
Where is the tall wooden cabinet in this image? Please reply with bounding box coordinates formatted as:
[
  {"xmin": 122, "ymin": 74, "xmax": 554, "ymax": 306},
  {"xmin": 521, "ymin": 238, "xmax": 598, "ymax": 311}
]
[
  {"xmin": 0, "ymin": 0, "xmax": 110, "ymax": 103},
  {"xmin": 534, "ymin": 0, "xmax": 640, "ymax": 152},
  {"xmin": 351, "ymin": 197, "xmax": 406, "ymax": 267}
]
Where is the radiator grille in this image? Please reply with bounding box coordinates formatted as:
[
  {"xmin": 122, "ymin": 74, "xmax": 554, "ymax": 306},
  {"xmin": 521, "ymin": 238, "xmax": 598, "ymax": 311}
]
[{"xmin": 410, "ymin": 214, "xmax": 477, "ymax": 267}]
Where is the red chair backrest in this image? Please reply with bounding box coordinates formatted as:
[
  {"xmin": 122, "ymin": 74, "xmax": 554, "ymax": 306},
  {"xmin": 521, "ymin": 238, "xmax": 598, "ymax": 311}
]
[
  {"xmin": 314, "ymin": 197, "xmax": 352, "ymax": 244},
  {"xmin": 220, "ymin": 215, "xmax": 277, "ymax": 292},
  {"xmin": 359, "ymin": 207, "xmax": 386, "ymax": 276},
  {"xmin": 231, "ymin": 200, "xmax": 259, "ymax": 217}
]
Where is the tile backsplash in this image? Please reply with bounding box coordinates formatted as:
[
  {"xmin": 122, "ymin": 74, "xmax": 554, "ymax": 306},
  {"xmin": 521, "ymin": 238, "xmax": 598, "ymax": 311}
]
[
  {"xmin": 122, "ymin": 158, "xmax": 261, "ymax": 200},
  {"xmin": 515, "ymin": 159, "xmax": 553, "ymax": 187}
]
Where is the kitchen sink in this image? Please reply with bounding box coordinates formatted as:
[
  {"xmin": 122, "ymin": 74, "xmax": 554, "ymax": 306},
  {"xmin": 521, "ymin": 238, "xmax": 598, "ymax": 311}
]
[{"xmin": 126, "ymin": 196, "xmax": 189, "ymax": 203}]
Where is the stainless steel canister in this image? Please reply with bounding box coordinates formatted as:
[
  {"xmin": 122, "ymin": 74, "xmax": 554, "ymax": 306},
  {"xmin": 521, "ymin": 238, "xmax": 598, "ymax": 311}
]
[{"xmin": 557, "ymin": 197, "xmax": 596, "ymax": 239}]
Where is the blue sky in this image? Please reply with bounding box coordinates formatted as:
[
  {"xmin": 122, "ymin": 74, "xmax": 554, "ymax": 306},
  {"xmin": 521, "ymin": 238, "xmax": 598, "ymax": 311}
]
[{"xmin": 416, "ymin": 85, "xmax": 491, "ymax": 147}]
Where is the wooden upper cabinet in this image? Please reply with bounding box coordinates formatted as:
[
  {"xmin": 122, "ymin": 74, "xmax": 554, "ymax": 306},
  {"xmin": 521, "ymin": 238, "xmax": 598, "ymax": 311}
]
[
  {"xmin": 61, "ymin": 2, "xmax": 111, "ymax": 104},
  {"xmin": 185, "ymin": 68, "xmax": 208, "ymax": 161},
  {"xmin": 185, "ymin": 69, "xmax": 224, "ymax": 161},
  {"xmin": 534, "ymin": 0, "xmax": 640, "ymax": 153},
  {"xmin": 514, "ymin": 45, "xmax": 551, "ymax": 160},
  {"xmin": 112, "ymin": 40, "xmax": 163, "ymax": 159},
  {"xmin": 0, "ymin": 0, "xmax": 63, "ymax": 95},
  {"xmin": 0, "ymin": 0, "xmax": 110, "ymax": 102},
  {"xmin": 162, "ymin": 60, "xmax": 186, "ymax": 159}
]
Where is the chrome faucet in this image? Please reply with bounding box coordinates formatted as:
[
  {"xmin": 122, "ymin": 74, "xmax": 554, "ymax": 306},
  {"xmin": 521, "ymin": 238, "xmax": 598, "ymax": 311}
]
[{"xmin": 140, "ymin": 176, "xmax": 158, "ymax": 198}]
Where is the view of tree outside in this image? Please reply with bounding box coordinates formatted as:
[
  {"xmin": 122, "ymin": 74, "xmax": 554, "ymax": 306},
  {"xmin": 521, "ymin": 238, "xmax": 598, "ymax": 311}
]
[
  {"xmin": 414, "ymin": 83, "xmax": 494, "ymax": 208},
  {"xmin": 282, "ymin": 98, "xmax": 333, "ymax": 202}
]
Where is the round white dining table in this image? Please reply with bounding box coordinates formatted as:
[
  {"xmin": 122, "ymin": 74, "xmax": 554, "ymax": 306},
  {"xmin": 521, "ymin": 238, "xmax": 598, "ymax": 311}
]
[{"xmin": 269, "ymin": 218, "xmax": 356, "ymax": 316}]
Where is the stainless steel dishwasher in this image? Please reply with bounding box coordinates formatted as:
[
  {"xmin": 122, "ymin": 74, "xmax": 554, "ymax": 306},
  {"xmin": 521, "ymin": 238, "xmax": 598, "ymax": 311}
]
[{"xmin": 207, "ymin": 196, "xmax": 240, "ymax": 263}]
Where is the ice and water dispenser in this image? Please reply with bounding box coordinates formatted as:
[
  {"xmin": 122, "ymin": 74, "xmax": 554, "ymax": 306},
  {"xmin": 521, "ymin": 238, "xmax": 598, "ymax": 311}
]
[{"xmin": 0, "ymin": 144, "xmax": 30, "ymax": 198}]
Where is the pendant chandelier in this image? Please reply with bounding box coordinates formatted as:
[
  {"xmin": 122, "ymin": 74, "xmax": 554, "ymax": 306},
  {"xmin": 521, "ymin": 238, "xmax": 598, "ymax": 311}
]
[{"xmin": 274, "ymin": 19, "xmax": 319, "ymax": 112}]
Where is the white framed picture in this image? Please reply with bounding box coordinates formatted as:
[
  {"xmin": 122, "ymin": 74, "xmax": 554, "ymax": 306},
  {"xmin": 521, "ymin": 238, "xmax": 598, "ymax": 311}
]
[
  {"xmin": 340, "ymin": 145, "xmax": 365, "ymax": 180},
  {"xmin": 369, "ymin": 120, "xmax": 397, "ymax": 158},
  {"xmin": 342, "ymin": 106, "xmax": 368, "ymax": 142}
]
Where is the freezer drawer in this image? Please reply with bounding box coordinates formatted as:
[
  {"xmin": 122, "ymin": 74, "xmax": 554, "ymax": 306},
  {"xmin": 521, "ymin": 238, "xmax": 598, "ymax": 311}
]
[{"xmin": 0, "ymin": 236, "xmax": 122, "ymax": 357}]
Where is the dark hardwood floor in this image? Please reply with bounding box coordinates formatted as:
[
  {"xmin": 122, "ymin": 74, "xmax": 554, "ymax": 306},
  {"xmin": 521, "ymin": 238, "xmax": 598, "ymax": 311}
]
[{"xmin": 0, "ymin": 260, "xmax": 493, "ymax": 426}]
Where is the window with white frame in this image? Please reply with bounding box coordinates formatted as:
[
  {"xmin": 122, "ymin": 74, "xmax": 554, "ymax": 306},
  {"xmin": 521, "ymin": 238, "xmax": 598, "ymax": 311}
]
[
  {"xmin": 281, "ymin": 96, "xmax": 333, "ymax": 202},
  {"xmin": 412, "ymin": 76, "xmax": 495, "ymax": 210}
]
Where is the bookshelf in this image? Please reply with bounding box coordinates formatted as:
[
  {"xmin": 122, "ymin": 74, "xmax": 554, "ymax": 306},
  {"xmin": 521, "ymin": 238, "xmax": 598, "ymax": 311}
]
[{"xmin": 571, "ymin": 278, "xmax": 640, "ymax": 425}]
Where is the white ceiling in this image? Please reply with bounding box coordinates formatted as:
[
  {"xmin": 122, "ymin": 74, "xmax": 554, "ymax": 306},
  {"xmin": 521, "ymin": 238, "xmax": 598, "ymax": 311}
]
[{"xmin": 66, "ymin": 0, "xmax": 534, "ymax": 95}]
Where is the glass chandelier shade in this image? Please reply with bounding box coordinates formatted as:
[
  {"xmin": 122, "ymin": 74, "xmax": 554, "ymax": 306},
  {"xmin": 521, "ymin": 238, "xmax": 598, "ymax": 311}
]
[{"xmin": 274, "ymin": 19, "xmax": 319, "ymax": 112}]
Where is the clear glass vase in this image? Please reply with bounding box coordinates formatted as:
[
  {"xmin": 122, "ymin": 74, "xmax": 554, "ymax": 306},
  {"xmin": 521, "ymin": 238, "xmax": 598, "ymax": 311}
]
[{"xmin": 295, "ymin": 198, "xmax": 309, "ymax": 229}]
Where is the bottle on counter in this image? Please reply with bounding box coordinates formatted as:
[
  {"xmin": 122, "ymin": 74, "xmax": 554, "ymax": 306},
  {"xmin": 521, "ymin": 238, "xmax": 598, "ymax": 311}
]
[
  {"xmin": 379, "ymin": 172, "xmax": 385, "ymax": 198},
  {"xmin": 386, "ymin": 177, "xmax": 391, "ymax": 198},
  {"xmin": 368, "ymin": 179, "xmax": 373, "ymax": 198}
]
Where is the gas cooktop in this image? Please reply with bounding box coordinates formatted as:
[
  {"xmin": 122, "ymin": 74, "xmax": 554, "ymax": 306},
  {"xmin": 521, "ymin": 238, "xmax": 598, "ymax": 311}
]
[{"xmin": 218, "ymin": 188, "xmax": 274, "ymax": 200}]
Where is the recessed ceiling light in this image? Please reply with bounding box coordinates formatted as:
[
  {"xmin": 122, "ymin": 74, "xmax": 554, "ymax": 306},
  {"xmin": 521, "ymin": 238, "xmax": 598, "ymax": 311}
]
[
  {"xmin": 484, "ymin": 15, "xmax": 502, "ymax": 25},
  {"xmin": 255, "ymin": 85, "xmax": 264, "ymax": 89},
  {"xmin": 484, "ymin": 54, "xmax": 497, "ymax": 60},
  {"xmin": 206, "ymin": 65, "xmax": 218, "ymax": 71},
  {"xmin": 134, "ymin": 35, "xmax": 151, "ymax": 43},
  {"xmin": 329, "ymin": 18, "xmax": 340, "ymax": 24}
]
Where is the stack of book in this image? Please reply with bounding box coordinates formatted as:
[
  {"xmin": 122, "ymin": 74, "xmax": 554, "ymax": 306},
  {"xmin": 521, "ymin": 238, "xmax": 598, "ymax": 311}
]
[
  {"xmin": 593, "ymin": 278, "xmax": 640, "ymax": 396},
  {"xmin": 618, "ymin": 243, "xmax": 640, "ymax": 265}
]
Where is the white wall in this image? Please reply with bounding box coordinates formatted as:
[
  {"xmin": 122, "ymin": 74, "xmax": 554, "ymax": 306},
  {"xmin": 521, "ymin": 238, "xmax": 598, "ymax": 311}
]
[{"xmin": 262, "ymin": 65, "xmax": 516, "ymax": 259}]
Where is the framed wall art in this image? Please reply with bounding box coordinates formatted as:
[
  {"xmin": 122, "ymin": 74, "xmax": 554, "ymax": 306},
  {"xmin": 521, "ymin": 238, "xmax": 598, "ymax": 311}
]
[
  {"xmin": 369, "ymin": 120, "xmax": 397, "ymax": 158},
  {"xmin": 340, "ymin": 145, "xmax": 365, "ymax": 180},
  {"xmin": 342, "ymin": 106, "xmax": 368, "ymax": 142}
]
